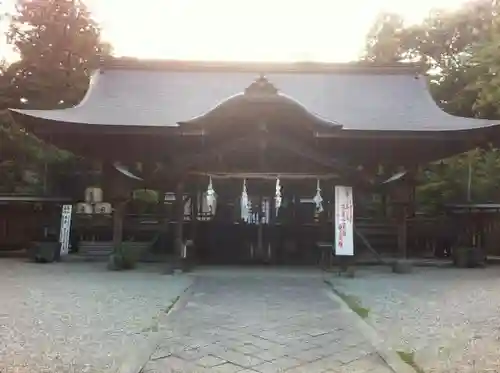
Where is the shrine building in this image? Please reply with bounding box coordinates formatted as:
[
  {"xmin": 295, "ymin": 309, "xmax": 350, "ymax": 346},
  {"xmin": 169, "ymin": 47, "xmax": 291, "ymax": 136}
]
[{"xmin": 8, "ymin": 58, "xmax": 500, "ymax": 265}]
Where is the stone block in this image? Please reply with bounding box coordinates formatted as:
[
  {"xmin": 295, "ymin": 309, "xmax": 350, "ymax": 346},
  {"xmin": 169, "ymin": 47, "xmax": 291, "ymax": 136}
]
[
  {"xmin": 392, "ymin": 260, "xmax": 413, "ymax": 274},
  {"xmin": 163, "ymin": 263, "xmax": 175, "ymax": 275},
  {"xmin": 27, "ymin": 242, "xmax": 60, "ymax": 263},
  {"xmin": 453, "ymin": 247, "xmax": 486, "ymax": 268},
  {"xmin": 344, "ymin": 266, "xmax": 356, "ymax": 278}
]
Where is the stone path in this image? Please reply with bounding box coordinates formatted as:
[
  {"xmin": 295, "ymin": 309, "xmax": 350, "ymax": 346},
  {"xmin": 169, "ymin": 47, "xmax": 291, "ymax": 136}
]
[
  {"xmin": 142, "ymin": 271, "xmax": 394, "ymax": 373},
  {"xmin": 0, "ymin": 260, "xmax": 193, "ymax": 373},
  {"xmin": 332, "ymin": 266, "xmax": 500, "ymax": 373}
]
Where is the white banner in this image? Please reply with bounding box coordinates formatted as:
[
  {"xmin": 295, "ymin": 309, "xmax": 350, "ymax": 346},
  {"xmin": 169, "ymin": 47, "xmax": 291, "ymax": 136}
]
[
  {"xmin": 59, "ymin": 205, "xmax": 73, "ymax": 256},
  {"xmin": 335, "ymin": 186, "xmax": 354, "ymax": 256}
]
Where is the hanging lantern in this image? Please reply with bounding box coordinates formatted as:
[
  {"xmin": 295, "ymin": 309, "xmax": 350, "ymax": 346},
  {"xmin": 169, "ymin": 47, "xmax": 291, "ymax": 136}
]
[
  {"xmin": 275, "ymin": 176, "xmax": 282, "ymax": 215},
  {"xmin": 241, "ymin": 179, "xmax": 252, "ymax": 222},
  {"xmin": 205, "ymin": 177, "xmax": 217, "ymax": 214},
  {"xmin": 313, "ymin": 179, "xmax": 324, "ymax": 213}
]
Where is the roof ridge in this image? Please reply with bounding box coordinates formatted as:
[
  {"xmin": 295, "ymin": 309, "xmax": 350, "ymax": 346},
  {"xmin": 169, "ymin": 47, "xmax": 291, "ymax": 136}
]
[{"xmin": 100, "ymin": 57, "xmax": 421, "ymax": 75}]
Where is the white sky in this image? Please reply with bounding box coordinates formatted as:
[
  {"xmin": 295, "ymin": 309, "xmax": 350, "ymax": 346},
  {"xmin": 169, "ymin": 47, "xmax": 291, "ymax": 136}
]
[{"xmin": 3, "ymin": 0, "xmax": 469, "ymax": 62}]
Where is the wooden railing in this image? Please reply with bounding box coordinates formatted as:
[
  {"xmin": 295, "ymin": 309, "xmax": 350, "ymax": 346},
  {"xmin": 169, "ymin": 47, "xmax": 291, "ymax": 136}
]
[
  {"xmin": 406, "ymin": 216, "xmax": 453, "ymax": 257},
  {"xmin": 355, "ymin": 216, "xmax": 455, "ymax": 258},
  {"xmin": 72, "ymin": 213, "xmax": 500, "ymax": 259},
  {"xmin": 354, "ymin": 218, "xmax": 398, "ymax": 255}
]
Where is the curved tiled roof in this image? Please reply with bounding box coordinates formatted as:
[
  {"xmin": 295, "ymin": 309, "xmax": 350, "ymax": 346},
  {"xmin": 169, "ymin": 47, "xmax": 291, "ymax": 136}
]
[{"xmin": 9, "ymin": 58, "xmax": 498, "ymax": 131}]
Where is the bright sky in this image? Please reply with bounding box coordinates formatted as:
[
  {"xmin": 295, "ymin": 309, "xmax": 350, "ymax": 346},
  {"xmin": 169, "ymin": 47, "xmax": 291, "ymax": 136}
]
[{"xmin": 3, "ymin": 0, "xmax": 469, "ymax": 62}]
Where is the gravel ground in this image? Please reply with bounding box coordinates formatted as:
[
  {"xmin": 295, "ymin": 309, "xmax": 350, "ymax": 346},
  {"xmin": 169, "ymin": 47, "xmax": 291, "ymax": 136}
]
[
  {"xmin": 331, "ymin": 266, "xmax": 500, "ymax": 373},
  {"xmin": 0, "ymin": 259, "xmax": 192, "ymax": 373}
]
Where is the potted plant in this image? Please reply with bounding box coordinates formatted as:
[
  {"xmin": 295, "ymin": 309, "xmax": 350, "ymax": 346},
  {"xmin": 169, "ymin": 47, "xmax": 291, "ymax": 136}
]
[
  {"xmin": 107, "ymin": 243, "xmax": 139, "ymax": 271},
  {"xmin": 28, "ymin": 232, "xmax": 60, "ymax": 263},
  {"xmin": 452, "ymin": 246, "xmax": 486, "ymax": 268}
]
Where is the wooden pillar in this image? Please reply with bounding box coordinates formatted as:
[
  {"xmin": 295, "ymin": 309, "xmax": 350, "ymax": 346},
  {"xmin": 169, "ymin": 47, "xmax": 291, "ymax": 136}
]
[
  {"xmin": 318, "ymin": 185, "xmax": 330, "ymax": 268},
  {"xmin": 393, "ymin": 188, "xmax": 410, "ymax": 259},
  {"xmin": 327, "ymin": 182, "xmax": 334, "ymax": 255},
  {"xmin": 257, "ymin": 194, "xmax": 264, "ymax": 259},
  {"xmin": 112, "ymin": 200, "xmax": 127, "ymax": 252},
  {"xmin": 157, "ymin": 189, "xmax": 168, "ymax": 254},
  {"xmin": 407, "ymin": 166, "xmax": 418, "ymax": 219},
  {"xmin": 189, "ymin": 186, "xmax": 199, "ymax": 264},
  {"xmin": 191, "ymin": 188, "xmax": 199, "ymax": 237},
  {"xmin": 396, "ymin": 206, "xmax": 408, "ymax": 259},
  {"xmin": 269, "ymin": 191, "xmax": 276, "ymax": 264},
  {"xmin": 174, "ymin": 180, "xmax": 185, "ymax": 260},
  {"xmin": 104, "ymin": 162, "xmax": 132, "ymax": 253},
  {"xmin": 381, "ymin": 192, "xmax": 387, "ymax": 218},
  {"xmin": 388, "ymin": 164, "xmax": 420, "ymax": 259}
]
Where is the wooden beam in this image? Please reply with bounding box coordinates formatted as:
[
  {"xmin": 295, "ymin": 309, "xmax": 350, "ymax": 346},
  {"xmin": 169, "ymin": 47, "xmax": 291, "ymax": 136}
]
[
  {"xmin": 265, "ymin": 136, "xmax": 370, "ymax": 184},
  {"xmin": 267, "ymin": 136, "xmax": 341, "ymax": 170},
  {"xmin": 172, "ymin": 136, "xmax": 253, "ymax": 172},
  {"xmin": 147, "ymin": 134, "xmax": 374, "ymax": 189},
  {"xmin": 188, "ymin": 172, "xmax": 340, "ymax": 180},
  {"xmin": 171, "ymin": 134, "xmax": 357, "ymax": 176}
]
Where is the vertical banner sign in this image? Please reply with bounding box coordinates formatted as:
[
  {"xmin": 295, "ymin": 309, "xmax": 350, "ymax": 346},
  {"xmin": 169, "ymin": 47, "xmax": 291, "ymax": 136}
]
[
  {"xmin": 335, "ymin": 186, "xmax": 354, "ymax": 256},
  {"xmin": 59, "ymin": 205, "xmax": 73, "ymax": 256}
]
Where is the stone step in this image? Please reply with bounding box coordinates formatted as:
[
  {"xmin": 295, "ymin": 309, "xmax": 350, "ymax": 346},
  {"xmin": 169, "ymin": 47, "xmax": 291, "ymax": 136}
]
[{"xmin": 78, "ymin": 241, "xmax": 151, "ymax": 258}]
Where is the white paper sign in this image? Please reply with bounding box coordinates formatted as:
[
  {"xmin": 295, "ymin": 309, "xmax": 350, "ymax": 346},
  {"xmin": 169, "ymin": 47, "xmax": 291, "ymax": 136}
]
[
  {"xmin": 335, "ymin": 186, "xmax": 354, "ymax": 256},
  {"xmin": 59, "ymin": 204, "xmax": 73, "ymax": 256}
]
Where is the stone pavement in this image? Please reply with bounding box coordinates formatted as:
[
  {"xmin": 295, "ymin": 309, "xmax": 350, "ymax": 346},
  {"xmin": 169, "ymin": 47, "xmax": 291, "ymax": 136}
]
[{"xmin": 141, "ymin": 271, "xmax": 395, "ymax": 373}]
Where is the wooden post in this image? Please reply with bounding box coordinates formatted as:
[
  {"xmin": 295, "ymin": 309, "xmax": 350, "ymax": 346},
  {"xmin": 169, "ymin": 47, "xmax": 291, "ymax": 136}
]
[
  {"xmin": 381, "ymin": 192, "xmax": 387, "ymax": 217},
  {"xmin": 112, "ymin": 200, "xmax": 127, "ymax": 252},
  {"xmin": 158, "ymin": 189, "xmax": 168, "ymax": 254},
  {"xmin": 257, "ymin": 194, "xmax": 264, "ymax": 260},
  {"xmin": 393, "ymin": 188, "xmax": 409, "ymax": 259},
  {"xmin": 397, "ymin": 207, "xmax": 408, "ymax": 259},
  {"xmin": 174, "ymin": 180, "xmax": 185, "ymax": 264},
  {"xmin": 189, "ymin": 186, "xmax": 199, "ymax": 265},
  {"xmin": 104, "ymin": 162, "xmax": 132, "ymax": 254},
  {"xmin": 319, "ymin": 182, "xmax": 330, "ymax": 268},
  {"xmin": 269, "ymin": 192, "xmax": 275, "ymax": 264},
  {"xmin": 402, "ymin": 166, "xmax": 418, "ymax": 258}
]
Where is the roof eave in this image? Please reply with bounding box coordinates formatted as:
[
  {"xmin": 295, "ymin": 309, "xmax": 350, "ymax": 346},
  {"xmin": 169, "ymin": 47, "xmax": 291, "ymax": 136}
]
[
  {"xmin": 8, "ymin": 109, "xmax": 180, "ymax": 134},
  {"xmin": 314, "ymin": 122, "xmax": 500, "ymax": 139},
  {"xmin": 178, "ymin": 91, "xmax": 343, "ymax": 130},
  {"xmin": 100, "ymin": 56, "xmax": 422, "ymax": 75}
]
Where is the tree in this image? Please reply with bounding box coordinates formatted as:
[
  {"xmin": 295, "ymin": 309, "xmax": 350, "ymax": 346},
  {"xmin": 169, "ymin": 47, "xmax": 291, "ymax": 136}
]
[
  {"xmin": 364, "ymin": 0, "xmax": 499, "ymax": 118},
  {"xmin": 0, "ymin": 0, "xmax": 111, "ymax": 194},
  {"xmin": 0, "ymin": 110, "xmax": 70, "ymax": 193},
  {"xmin": 5, "ymin": 0, "xmax": 111, "ymax": 109},
  {"xmin": 364, "ymin": 13, "xmax": 408, "ymax": 63},
  {"xmin": 365, "ymin": 1, "xmax": 497, "ymax": 68},
  {"xmin": 467, "ymin": 29, "xmax": 500, "ymax": 117},
  {"xmin": 363, "ymin": 0, "xmax": 500, "ymax": 206}
]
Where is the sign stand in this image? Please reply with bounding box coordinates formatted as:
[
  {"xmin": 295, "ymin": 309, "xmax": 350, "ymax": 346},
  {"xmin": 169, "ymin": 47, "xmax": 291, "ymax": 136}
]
[
  {"xmin": 334, "ymin": 186, "xmax": 354, "ymax": 256},
  {"xmin": 334, "ymin": 186, "xmax": 354, "ymax": 274},
  {"xmin": 59, "ymin": 204, "xmax": 73, "ymax": 257}
]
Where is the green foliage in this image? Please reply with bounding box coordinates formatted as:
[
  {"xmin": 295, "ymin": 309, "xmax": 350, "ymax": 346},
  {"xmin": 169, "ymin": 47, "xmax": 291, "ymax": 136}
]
[
  {"xmin": 327, "ymin": 282, "xmax": 370, "ymax": 319},
  {"xmin": 364, "ymin": 0, "xmax": 499, "ymax": 118},
  {"xmin": 364, "ymin": 13, "xmax": 407, "ymax": 63},
  {"xmin": 468, "ymin": 31, "xmax": 500, "ymax": 117},
  {"xmin": 417, "ymin": 147, "xmax": 500, "ymax": 210},
  {"xmin": 5, "ymin": 0, "xmax": 111, "ymax": 109},
  {"xmin": 108, "ymin": 243, "xmax": 140, "ymax": 271},
  {"xmin": 364, "ymin": 0, "xmax": 500, "ymax": 208},
  {"xmin": 133, "ymin": 189, "xmax": 159, "ymax": 204},
  {"xmin": 130, "ymin": 189, "xmax": 160, "ymax": 215},
  {"xmin": 397, "ymin": 350, "xmax": 425, "ymax": 373},
  {"xmin": 0, "ymin": 0, "xmax": 110, "ymax": 194},
  {"xmin": 0, "ymin": 110, "xmax": 72, "ymax": 193},
  {"xmin": 364, "ymin": 1, "xmax": 497, "ymax": 67}
]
